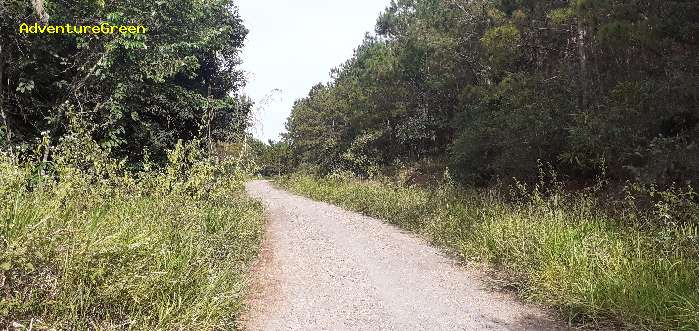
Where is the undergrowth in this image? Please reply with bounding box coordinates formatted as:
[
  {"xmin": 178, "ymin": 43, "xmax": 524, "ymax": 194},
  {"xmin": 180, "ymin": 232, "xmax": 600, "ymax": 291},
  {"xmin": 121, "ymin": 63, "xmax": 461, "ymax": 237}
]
[
  {"xmin": 1, "ymin": 139, "xmax": 264, "ymax": 330},
  {"xmin": 279, "ymin": 173, "xmax": 699, "ymax": 331}
]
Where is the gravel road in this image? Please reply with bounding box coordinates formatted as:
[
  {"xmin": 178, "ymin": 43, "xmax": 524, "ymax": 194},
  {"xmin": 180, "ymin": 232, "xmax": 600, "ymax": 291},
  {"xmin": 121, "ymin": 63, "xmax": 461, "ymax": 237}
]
[{"xmin": 242, "ymin": 180, "xmax": 566, "ymax": 331}]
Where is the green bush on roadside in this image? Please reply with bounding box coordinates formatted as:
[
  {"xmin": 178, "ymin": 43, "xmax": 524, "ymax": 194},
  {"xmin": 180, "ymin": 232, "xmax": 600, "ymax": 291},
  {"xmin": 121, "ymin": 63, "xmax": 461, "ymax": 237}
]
[
  {"xmin": 1, "ymin": 140, "xmax": 264, "ymax": 330},
  {"xmin": 279, "ymin": 173, "xmax": 699, "ymax": 331}
]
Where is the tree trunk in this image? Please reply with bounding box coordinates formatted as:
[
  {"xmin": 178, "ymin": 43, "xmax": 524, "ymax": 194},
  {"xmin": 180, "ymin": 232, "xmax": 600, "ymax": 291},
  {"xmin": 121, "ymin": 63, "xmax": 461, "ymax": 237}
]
[
  {"xmin": 207, "ymin": 83, "xmax": 213, "ymax": 157},
  {"xmin": 31, "ymin": 0, "xmax": 50, "ymax": 24},
  {"xmin": 0, "ymin": 42, "xmax": 10, "ymax": 148},
  {"xmin": 577, "ymin": 19, "xmax": 589, "ymax": 111}
]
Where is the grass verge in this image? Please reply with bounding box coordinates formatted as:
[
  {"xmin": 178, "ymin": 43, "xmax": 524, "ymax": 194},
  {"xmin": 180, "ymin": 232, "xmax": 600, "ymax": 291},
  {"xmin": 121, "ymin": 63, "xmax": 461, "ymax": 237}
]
[
  {"xmin": 279, "ymin": 174, "xmax": 698, "ymax": 331},
  {"xmin": 1, "ymin": 144, "xmax": 264, "ymax": 330}
]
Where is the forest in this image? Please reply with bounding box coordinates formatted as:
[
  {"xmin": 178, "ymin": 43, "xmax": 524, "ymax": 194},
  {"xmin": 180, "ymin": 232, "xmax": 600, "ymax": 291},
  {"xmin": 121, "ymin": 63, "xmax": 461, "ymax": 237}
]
[{"xmin": 281, "ymin": 0, "xmax": 698, "ymax": 188}]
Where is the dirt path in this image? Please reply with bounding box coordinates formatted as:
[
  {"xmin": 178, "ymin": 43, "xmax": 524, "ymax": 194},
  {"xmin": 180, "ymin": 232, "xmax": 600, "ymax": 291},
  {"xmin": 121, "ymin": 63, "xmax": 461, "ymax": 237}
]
[{"xmin": 242, "ymin": 180, "xmax": 566, "ymax": 331}]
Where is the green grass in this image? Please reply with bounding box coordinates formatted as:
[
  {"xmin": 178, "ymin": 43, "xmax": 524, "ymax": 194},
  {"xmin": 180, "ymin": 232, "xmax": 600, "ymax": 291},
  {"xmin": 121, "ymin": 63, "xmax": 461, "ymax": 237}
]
[
  {"xmin": 0, "ymin": 154, "xmax": 265, "ymax": 329},
  {"xmin": 279, "ymin": 174, "xmax": 699, "ymax": 330}
]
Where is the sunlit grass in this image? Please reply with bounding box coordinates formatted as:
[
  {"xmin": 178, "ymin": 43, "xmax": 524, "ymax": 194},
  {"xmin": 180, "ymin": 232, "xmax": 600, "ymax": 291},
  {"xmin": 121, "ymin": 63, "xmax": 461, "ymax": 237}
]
[
  {"xmin": 280, "ymin": 174, "xmax": 699, "ymax": 330},
  {"xmin": 0, "ymin": 154, "xmax": 265, "ymax": 330}
]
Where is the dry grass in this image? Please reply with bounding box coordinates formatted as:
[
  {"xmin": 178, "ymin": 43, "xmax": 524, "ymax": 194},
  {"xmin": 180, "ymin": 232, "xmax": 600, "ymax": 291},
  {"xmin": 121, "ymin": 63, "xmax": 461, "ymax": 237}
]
[
  {"xmin": 280, "ymin": 174, "xmax": 699, "ymax": 331},
  {"xmin": 1, "ymin": 143, "xmax": 264, "ymax": 330}
]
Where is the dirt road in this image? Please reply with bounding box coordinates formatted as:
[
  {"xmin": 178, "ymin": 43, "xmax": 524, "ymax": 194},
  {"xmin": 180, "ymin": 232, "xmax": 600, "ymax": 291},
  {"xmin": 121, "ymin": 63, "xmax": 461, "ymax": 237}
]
[{"xmin": 242, "ymin": 180, "xmax": 565, "ymax": 330}]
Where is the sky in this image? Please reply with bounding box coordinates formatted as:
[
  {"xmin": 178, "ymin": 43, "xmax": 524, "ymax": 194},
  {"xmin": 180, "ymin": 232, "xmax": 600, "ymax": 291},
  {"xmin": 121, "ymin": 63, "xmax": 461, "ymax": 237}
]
[{"xmin": 237, "ymin": 0, "xmax": 391, "ymax": 143}]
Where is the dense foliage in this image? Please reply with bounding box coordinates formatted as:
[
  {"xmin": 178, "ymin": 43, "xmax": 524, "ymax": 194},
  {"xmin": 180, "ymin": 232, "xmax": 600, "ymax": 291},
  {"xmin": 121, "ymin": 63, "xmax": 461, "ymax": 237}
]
[
  {"xmin": 1, "ymin": 0, "xmax": 251, "ymax": 163},
  {"xmin": 285, "ymin": 0, "xmax": 699, "ymax": 187},
  {"xmin": 249, "ymin": 139, "xmax": 294, "ymax": 177}
]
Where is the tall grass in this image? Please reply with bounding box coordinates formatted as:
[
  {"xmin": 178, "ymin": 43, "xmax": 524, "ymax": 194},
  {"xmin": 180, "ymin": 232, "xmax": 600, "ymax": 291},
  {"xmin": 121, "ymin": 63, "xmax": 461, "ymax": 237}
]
[
  {"xmin": 279, "ymin": 174, "xmax": 699, "ymax": 330},
  {"xmin": 1, "ymin": 141, "xmax": 264, "ymax": 329}
]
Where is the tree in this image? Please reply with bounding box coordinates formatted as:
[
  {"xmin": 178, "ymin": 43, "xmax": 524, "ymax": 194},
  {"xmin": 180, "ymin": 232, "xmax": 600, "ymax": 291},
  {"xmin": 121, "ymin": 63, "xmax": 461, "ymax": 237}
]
[
  {"xmin": 285, "ymin": 0, "xmax": 699, "ymax": 187},
  {"xmin": 1, "ymin": 0, "xmax": 251, "ymax": 164}
]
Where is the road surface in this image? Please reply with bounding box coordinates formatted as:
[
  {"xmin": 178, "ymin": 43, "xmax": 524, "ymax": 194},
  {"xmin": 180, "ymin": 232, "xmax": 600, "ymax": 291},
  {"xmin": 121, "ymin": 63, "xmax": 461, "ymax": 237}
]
[{"xmin": 242, "ymin": 180, "xmax": 565, "ymax": 331}]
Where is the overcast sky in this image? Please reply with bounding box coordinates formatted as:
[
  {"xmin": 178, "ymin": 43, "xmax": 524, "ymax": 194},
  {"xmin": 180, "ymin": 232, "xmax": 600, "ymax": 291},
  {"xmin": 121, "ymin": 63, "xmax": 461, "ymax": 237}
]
[{"xmin": 237, "ymin": 0, "xmax": 391, "ymax": 143}]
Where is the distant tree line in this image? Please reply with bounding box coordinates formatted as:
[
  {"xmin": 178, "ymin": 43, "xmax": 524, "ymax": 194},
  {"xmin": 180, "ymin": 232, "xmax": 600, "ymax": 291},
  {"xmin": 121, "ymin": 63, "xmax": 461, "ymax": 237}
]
[
  {"xmin": 284, "ymin": 0, "xmax": 698, "ymax": 187},
  {"xmin": 0, "ymin": 0, "xmax": 250, "ymax": 164}
]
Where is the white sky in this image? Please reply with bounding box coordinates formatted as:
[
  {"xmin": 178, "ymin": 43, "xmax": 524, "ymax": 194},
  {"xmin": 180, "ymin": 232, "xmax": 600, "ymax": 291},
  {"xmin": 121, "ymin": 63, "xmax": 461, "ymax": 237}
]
[{"xmin": 237, "ymin": 0, "xmax": 391, "ymax": 143}]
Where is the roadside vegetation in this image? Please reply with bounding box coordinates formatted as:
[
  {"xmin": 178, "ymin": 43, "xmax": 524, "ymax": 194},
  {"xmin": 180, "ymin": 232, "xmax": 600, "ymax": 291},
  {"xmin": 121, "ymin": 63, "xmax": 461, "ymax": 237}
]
[
  {"xmin": 279, "ymin": 173, "xmax": 698, "ymax": 330},
  {"xmin": 1, "ymin": 140, "xmax": 264, "ymax": 329},
  {"xmin": 2, "ymin": 0, "xmax": 264, "ymax": 329}
]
